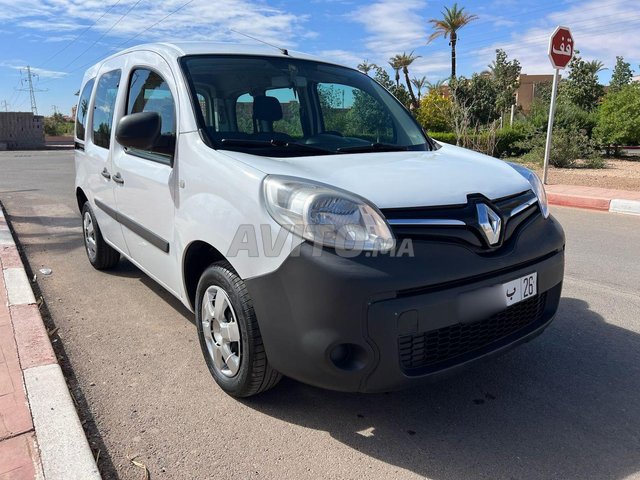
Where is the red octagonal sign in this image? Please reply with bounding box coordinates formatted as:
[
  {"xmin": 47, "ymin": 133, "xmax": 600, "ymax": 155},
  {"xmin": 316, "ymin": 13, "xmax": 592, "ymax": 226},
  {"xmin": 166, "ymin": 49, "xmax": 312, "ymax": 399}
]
[{"xmin": 548, "ymin": 26, "xmax": 574, "ymax": 69}]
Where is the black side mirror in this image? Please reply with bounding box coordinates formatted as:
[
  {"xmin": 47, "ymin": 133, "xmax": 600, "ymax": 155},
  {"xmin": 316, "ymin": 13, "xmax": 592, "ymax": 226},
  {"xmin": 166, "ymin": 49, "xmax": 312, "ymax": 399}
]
[{"xmin": 115, "ymin": 112, "xmax": 161, "ymax": 150}]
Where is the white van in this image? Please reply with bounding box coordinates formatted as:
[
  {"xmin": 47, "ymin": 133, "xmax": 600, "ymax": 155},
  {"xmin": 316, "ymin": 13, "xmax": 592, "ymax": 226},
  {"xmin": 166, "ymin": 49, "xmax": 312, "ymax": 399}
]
[{"xmin": 75, "ymin": 42, "xmax": 565, "ymax": 397}]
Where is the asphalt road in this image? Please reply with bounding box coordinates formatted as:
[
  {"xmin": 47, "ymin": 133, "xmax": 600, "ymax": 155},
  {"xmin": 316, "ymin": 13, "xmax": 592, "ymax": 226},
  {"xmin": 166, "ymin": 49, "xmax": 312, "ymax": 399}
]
[{"xmin": 1, "ymin": 150, "xmax": 640, "ymax": 480}]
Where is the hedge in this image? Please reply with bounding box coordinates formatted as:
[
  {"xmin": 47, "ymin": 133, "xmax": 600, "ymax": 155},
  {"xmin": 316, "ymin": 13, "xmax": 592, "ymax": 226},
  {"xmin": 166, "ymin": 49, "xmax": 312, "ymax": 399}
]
[{"xmin": 427, "ymin": 128, "xmax": 526, "ymax": 158}]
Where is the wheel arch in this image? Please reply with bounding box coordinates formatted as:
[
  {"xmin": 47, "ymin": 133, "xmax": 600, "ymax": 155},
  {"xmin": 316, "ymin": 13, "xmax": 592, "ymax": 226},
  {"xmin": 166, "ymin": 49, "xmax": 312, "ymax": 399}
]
[
  {"xmin": 182, "ymin": 240, "xmax": 227, "ymax": 311},
  {"xmin": 76, "ymin": 187, "xmax": 89, "ymax": 214}
]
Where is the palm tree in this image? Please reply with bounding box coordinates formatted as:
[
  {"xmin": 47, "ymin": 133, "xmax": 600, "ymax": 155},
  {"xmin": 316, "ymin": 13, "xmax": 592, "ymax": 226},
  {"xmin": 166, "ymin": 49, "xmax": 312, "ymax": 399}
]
[
  {"xmin": 390, "ymin": 52, "xmax": 421, "ymax": 109},
  {"xmin": 585, "ymin": 60, "xmax": 606, "ymax": 75},
  {"xmin": 357, "ymin": 60, "xmax": 378, "ymax": 76},
  {"xmin": 428, "ymin": 3, "xmax": 478, "ymax": 79},
  {"xmin": 426, "ymin": 79, "xmax": 447, "ymax": 94},
  {"xmin": 411, "ymin": 76, "xmax": 427, "ymax": 101},
  {"xmin": 388, "ymin": 57, "xmax": 402, "ymax": 88}
]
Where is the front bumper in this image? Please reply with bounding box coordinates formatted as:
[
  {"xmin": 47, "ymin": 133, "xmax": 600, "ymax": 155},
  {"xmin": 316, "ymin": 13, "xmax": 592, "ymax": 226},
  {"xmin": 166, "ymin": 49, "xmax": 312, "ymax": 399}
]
[{"xmin": 246, "ymin": 214, "xmax": 565, "ymax": 392}]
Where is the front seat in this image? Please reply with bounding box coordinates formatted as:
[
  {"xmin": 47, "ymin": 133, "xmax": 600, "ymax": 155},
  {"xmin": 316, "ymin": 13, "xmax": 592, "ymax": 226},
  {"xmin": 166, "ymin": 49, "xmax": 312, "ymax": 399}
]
[{"xmin": 252, "ymin": 96, "xmax": 290, "ymax": 141}]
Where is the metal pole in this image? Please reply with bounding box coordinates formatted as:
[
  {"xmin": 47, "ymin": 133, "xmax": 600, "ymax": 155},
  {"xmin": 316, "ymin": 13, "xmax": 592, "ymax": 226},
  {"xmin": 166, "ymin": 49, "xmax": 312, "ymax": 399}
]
[
  {"xmin": 510, "ymin": 104, "xmax": 515, "ymax": 127},
  {"xmin": 543, "ymin": 68, "xmax": 560, "ymax": 184}
]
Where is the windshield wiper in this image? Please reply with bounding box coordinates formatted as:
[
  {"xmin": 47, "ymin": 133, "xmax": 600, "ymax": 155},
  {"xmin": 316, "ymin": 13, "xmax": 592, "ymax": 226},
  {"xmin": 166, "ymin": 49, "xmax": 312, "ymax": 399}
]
[
  {"xmin": 219, "ymin": 138, "xmax": 336, "ymax": 155},
  {"xmin": 336, "ymin": 142, "xmax": 410, "ymax": 153}
]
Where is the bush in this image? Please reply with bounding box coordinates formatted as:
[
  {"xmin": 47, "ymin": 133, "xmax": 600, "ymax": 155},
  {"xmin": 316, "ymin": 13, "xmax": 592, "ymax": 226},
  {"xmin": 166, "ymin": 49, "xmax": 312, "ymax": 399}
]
[
  {"xmin": 428, "ymin": 129, "xmax": 525, "ymax": 158},
  {"xmin": 494, "ymin": 128, "xmax": 527, "ymax": 157},
  {"xmin": 516, "ymin": 96, "xmax": 597, "ymax": 138},
  {"xmin": 519, "ymin": 129, "xmax": 603, "ymax": 168},
  {"xmin": 416, "ymin": 91, "xmax": 453, "ymax": 132},
  {"xmin": 428, "ymin": 131, "xmax": 457, "ymax": 144},
  {"xmin": 594, "ymin": 83, "xmax": 640, "ymax": 149}
]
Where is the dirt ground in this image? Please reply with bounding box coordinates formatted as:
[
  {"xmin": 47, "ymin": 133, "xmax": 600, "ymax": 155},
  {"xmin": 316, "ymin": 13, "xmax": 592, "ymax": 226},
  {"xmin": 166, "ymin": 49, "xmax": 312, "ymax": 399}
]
[{"xmin": 527, "ymin": 158, "xmax": 640, "ymax": 192}]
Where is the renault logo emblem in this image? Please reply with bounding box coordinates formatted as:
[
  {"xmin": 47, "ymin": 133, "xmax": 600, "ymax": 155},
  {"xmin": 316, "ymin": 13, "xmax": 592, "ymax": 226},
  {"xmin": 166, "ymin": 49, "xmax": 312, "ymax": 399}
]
[{"xmin": 476, "ymin": 204, "xmax": 502, "ymax": 246}]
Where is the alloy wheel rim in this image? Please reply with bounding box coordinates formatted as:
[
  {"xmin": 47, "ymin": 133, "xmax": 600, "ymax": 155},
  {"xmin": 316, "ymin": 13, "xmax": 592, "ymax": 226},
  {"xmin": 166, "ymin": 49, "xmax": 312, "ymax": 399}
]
[
  {"xmin": 83, "ymin": 212, "xmax": 97, "ymax": 260},
  {"xmin": 201, "ymin": 286, "xmax": 241, "ymax": 378}
]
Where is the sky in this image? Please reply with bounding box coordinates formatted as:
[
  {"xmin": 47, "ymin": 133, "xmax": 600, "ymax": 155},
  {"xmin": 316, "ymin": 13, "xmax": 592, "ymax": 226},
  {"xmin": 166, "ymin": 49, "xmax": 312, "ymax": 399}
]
[{"xmin": 0, "ymin": 0, "xmax": 638, "ymax": 116}]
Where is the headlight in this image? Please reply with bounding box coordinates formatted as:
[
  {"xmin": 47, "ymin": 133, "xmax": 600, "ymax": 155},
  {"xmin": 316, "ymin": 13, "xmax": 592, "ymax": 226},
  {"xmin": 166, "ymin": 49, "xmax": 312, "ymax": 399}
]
[
  {"xmin": 263, "ymin": 175, "xmax": 395, "ymax": 251},
  {"xmin": 508, "ymin": 163, "xmax": 549, "ymax": 218}
]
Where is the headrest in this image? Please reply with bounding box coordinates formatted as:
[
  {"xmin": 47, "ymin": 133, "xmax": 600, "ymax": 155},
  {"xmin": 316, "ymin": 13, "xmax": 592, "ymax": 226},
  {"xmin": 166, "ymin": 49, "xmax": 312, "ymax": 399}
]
[{"xmin": 253, "ymin": 96, "xmax": 283, "ymax": 122}]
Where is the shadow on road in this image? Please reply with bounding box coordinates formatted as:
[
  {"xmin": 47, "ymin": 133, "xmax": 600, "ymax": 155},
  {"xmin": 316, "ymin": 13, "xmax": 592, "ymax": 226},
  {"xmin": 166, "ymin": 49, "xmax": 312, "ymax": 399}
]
[{"xmin": 244, "ymin": 297, "xmax": 640, "ymax": 479}]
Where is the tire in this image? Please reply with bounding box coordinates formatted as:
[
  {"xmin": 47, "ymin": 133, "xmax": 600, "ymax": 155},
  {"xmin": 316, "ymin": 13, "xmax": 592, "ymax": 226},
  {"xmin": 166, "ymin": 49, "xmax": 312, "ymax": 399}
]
[
  {"xmin": 81, "ymin": 202, "xmax": 120, "ymax": 270},
  {"xmin": 196, "ymin": 261, "xmax": 281, "ymax": 397}
]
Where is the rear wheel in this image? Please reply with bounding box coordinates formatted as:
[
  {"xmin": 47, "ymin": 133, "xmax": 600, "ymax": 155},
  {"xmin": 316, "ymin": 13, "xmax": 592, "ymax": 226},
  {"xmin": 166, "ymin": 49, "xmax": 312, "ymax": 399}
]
[
  {"xmin": 196, "ymin": 261, "xmax": 281, "ymax": 397},
  {"xmin": 81, "ymin": 202, "xmax": 120, "ymax": 270}
]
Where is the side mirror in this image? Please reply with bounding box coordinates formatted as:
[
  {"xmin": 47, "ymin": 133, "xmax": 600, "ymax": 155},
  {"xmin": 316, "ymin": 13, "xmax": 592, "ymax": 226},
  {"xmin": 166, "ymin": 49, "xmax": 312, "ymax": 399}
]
[{"xmin": 115, "ymin": 112, "xmax": 161, "ymax": 150}]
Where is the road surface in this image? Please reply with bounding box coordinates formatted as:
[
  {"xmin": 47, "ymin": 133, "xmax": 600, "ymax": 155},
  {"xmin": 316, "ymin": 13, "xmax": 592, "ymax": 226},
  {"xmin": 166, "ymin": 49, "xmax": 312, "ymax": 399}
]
[{"xmin": 1, "ymin": 150, "xmax": 639, "ymax": 479}]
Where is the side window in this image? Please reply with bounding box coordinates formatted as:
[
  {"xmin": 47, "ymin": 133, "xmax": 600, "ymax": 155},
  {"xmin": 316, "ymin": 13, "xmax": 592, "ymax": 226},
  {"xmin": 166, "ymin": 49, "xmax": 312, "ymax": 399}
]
[
  {"xmin": 317, "ymin": 83, "xmax": 394, "ymax": 143},
  {"xmin": 92, "ymin": 70, "xmax": 121, "ymax": 149},
  {"xmin": 197, "ymin": 92, "xmax": 209, "ymax": 122},
  {"xmin": 235, "ymin": 88, "xmax": 302, "ymax": 138},
  {"xmin": 75, "ymin": 78, "xmax": 95, "ymax": 141},
  {"xmin": 127, "ymin": 69, "xmax": 176, "ymax": 161}
]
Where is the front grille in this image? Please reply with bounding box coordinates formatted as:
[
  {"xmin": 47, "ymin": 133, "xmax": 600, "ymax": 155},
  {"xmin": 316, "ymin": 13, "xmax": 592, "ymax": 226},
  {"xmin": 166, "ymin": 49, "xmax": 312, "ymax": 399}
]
[
  {"xmin": 399, "ymin": 292, "xmax": 547, "ymax": 372},
  {"xmin": 381, "ymin": 190, "xmax": 539, "ymax": 250}
]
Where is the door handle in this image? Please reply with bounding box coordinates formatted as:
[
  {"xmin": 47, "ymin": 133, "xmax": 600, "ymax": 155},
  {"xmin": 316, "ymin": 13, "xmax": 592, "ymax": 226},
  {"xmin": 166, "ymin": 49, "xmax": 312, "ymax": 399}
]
[
  {"xmin": 101, "ymin": 168, "xmax": 111, "ymax": 180},
  {"xmin": 112, "ymin": 172, "xmax": 124, "ymax": 185}
]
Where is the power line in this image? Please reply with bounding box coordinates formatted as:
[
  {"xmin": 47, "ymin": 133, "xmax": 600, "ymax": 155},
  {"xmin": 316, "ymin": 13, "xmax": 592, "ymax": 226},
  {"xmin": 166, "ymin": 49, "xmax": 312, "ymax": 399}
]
[
  {"xmin": 458, "ymin": 13, "xmax": 640, "ymax": 52},
  {"xmin": 458, "ymin": 15, "xmax": 640, "ymax": 55},
  {"xmin": 457, "ymin": 0, "xmax": 628, "ymax": 44},
  {"xmin": 58, "ymin": 0, "xmax": 145, "ymax": 71},
  {"xmin": 115, "ymin": 0, "xmax": 196, "ymax": 48},
  {"xmin": 54, "ymin": 0, "xmax": 198, "ymax": 78},
  {"xmin": 38, "ymin": 0, "xmax": 124, "ymax": 70}
]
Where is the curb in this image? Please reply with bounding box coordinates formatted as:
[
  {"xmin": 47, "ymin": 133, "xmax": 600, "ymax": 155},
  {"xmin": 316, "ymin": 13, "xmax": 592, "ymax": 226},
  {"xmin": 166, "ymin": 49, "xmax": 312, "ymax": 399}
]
[
  {"xmin": 0, "ymin": 204, "xmax": 101, "ymax": 479},
  {"xmin": 547, "ymin": 193, "xmax": 640, "ymax": 215}
]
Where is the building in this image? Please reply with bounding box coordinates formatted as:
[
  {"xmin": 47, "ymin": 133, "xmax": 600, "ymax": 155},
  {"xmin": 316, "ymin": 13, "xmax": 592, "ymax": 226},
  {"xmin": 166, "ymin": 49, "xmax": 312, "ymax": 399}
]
[
  {"xmin": 516, "ymin": 74, "xmax": 555, "ymax": 113},
  {"xmin": 0, "ymin": 112, "xmax": 45, "ymax": 150}
]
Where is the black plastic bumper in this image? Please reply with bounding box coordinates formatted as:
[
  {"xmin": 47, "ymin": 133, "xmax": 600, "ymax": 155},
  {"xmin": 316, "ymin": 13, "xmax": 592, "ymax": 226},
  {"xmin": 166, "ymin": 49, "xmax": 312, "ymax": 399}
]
[{"xmin": 245, "ymin": 214, "xmax": 565, "ymax": 392}]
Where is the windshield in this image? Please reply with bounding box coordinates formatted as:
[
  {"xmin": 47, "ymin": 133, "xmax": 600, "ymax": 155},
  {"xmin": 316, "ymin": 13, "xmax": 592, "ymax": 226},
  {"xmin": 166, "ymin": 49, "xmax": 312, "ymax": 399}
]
[{"xmin": 180, "ymin": 55, "xmax": 431, "ymax": 157}]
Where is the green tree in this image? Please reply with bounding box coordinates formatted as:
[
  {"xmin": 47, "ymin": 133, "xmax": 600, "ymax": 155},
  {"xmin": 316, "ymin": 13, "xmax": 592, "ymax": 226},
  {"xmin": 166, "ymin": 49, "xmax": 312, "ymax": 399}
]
[
  {"xmin": 347, "ymin": 67, "xmax": 395, "ymax": 141},
  {"xmin": 44, "ymin": 112, "xmax": 73, "ymax": 136},
  {"xmin": 416, "ymin": 89, "xmax": 453, "ymax": 132},
  {"xmin": 428, "ymin": 3, "xmax": 478, "ymax": 78},
  {"xmin": 594, "ymin": 83, "xmax": 640, "ymax": 149},
  {"xmin": 452, "ymin": 74, "xmax": 498, "ymax": 125},
  {"xmin": 318, "ymin": 85, "xmax": 348, "ymax": 133},
  {"xmin": 490, "ymin": 49, "xmax": 521, "ymax": 118},
  {"xmin": 563, "ymin": 52, "xmax": 604, "ymax": 111},
  {"xmin": 373, "ymin": 67, "xmax": 412, "ymax": 109},
  {"xmin": 609, "ymin": 56, "xmax": 633, "ymax": 92}
]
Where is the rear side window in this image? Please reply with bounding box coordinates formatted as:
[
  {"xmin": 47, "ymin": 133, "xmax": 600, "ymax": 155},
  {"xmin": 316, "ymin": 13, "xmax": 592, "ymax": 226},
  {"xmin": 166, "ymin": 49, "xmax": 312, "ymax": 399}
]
[
  {"xmin": 92, "ymin": 70, "xmax": 121, "ymax": 149},
  {"xmin": 126, "ymin": 69, "xmax": 176, "ymax": 162},
  {"xmin": 75, "ymin": 78, "xmax": 94, "ymax": 141}
]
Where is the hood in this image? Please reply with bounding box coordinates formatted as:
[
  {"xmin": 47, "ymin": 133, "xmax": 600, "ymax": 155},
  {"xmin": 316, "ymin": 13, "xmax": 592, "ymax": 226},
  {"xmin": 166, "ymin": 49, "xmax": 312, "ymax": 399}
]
[{"xmin": 220, "ymin": 142, "xmax": 532, "ymax": 209}]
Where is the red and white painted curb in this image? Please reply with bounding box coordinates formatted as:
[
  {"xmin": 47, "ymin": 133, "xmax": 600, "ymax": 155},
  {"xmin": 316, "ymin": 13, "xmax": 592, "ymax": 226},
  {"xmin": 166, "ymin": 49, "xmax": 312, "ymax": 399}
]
[
  {"xmin": 546, "ymin": 190, "xmax": 640, "ymax": 215},
  {"xmin": 0, "ymin": 205, "xmax": 101, "ymax": 479}
]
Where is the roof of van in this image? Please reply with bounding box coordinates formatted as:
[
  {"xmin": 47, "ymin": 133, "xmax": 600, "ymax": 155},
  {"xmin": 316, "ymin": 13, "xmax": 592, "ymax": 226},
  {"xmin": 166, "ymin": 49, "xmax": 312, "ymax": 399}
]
[{"xmin": 85, "ymin": 42, "xmax": 346, "ymax": 76}]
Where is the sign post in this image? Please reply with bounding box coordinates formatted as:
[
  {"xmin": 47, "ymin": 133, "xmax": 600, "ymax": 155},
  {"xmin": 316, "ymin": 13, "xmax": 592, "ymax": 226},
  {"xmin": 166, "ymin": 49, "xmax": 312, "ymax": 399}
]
[{"xmin": 543, "ymin": 26, "xmax": 574, "ymax": 184}]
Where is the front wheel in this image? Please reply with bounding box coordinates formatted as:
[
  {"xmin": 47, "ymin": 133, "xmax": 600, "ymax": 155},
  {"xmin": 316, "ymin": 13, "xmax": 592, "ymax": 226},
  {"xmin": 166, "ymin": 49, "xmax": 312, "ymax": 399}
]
[{"xmin": 195, "ymin": 261, "xmax": 281, "ymax": 397}]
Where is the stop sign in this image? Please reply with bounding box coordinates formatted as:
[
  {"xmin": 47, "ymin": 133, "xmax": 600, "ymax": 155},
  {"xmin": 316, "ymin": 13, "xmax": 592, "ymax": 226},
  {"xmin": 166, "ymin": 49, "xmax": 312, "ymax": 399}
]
[{"xmin": 548, "ymin": 26, "xmax": 574, "ymax": 69}]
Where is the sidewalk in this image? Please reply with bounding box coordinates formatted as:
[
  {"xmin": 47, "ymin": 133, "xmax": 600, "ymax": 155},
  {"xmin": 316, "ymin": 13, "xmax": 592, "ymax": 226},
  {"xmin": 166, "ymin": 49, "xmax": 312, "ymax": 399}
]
[
  {"xmin": 546, "ymin": 184, "xmax": 640, "ymax": 215},
  {"xmin": 0, "ymin": 206, "xmax": 100, "ymax": 479}
]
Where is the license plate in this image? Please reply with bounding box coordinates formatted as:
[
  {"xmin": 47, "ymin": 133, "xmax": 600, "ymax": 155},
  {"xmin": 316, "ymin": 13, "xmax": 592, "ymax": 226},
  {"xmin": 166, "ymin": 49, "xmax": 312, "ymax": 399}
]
[{"xmin": 502, "ymin": 272, "xmax": 537, "ymax": 307}]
